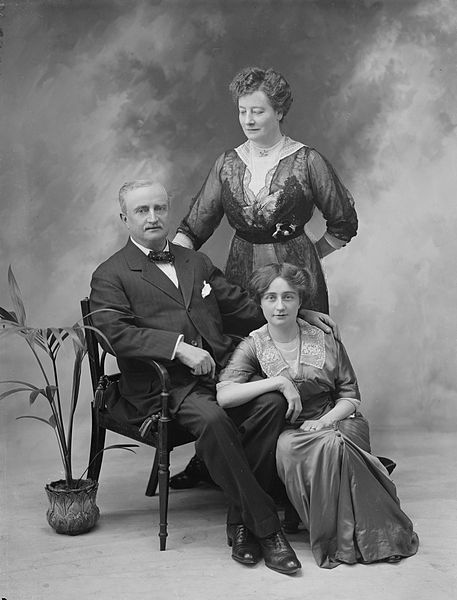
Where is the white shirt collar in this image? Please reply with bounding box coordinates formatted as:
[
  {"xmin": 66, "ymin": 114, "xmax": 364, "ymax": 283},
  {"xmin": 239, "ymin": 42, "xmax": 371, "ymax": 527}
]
[{"xmin": 130, "ymin": 237, "xmax": 169, "ymax": 256}]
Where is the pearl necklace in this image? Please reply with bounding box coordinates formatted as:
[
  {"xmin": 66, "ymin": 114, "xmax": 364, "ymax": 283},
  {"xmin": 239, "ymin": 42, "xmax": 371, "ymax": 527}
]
[{"xmin": 274, "ymin": 338, "xmax": 299, "ymax": 354}]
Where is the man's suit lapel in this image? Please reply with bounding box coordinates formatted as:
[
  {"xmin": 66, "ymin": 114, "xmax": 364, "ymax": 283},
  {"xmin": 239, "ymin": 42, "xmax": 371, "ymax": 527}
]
[
  {"xmin": 170, "ymin": 242, "xmax": 195, "ymax": 309},
  {"xmin": 122, "ymin": 239, "xmax": 184, "ymax": 304}
]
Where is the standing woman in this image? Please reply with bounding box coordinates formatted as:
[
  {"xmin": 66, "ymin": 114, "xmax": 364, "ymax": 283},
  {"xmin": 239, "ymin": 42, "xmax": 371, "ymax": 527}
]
[
  {"xmin": 174, "ymin": 66, "xmax": 358, "ymax": 313},
  {"xmin": 170, "ymin": 66, "xmax": 358, "ymax": 489}
]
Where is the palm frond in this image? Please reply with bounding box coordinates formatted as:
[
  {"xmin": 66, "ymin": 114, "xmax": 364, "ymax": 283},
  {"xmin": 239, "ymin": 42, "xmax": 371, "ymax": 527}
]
[
  {"xmin": 29, "ymin": 388, "xmax": 48, "ymax": 405},
  {"xmin": 0, "ymin": 306, "xmax": 18, "ymax": 322},
  {"xmin": 46, "ymin": 327, "xmax": 68, "ymax": 357},
  {"xmin": 7, "ymin": 266, "xmax": 27, "ymax": 326},
  {"xmin": 16, "ymin": 415, "xmax": 56, "ymax": 430},
  {"xmin": 25, "ymin": 329, "xmax": 50, "ymax": 353},
  {"xmin": 77, "ymin": 444, "xmax": 138, "ymax": 483},
  {"xmin": 0, "ymin": 322, "xmax": 23, "ymax": 337},
  {"xmin": 80, "ymin": 324, "xmax": 115, "ymax": 355},
  {"xmin": 45, "ymin": 385, "xmax": 58, "ymax": 402},
  {"xmin": 0, "ymin": 387, "xmax": 34, "ymax": 401},
  {"xmin": 0, "ymin": 380, "xmax": 40, "ymax": 390}
]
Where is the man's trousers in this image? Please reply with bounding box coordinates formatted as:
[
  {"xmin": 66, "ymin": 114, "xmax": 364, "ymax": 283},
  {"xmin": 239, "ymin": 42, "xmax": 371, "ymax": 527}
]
[{"xmin": 174, "ymin": 386, "xmax": 287, "ymax": 539}]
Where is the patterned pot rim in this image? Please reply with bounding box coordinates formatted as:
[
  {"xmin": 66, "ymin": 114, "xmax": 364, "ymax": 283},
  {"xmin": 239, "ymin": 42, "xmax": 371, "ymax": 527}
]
[{"xmin": 45, "ymin": 478, "xmax": 99, "ymax": 493}]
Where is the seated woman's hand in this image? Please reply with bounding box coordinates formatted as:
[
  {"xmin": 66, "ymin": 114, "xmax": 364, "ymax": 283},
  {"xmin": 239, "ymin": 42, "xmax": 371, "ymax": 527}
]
[
  {"xmin": 300, "ymin": 420, "xmax": 330, "ymax": 432},
  {"xmin": 275, "ymin": 376, "xmax": 302, "ymax": 423},
  {"xmin": 299, "ymin": 309, "xmax": 341, "ymax": 341}
]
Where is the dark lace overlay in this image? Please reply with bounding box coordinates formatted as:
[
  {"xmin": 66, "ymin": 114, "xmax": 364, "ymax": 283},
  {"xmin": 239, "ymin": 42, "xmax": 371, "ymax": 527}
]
[{"xmin": 178, "ymin": 146, "xmax": 358, "ymax": 313}]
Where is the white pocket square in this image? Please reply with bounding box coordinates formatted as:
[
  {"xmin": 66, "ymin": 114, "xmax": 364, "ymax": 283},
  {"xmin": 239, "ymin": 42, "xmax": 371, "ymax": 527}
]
[{"xmin": 201, "ymin": 280, "xmax": 212, "ymax": 298}]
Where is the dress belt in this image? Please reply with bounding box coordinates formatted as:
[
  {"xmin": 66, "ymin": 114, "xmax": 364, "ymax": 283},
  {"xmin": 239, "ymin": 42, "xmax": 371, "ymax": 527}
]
[{"xmin": 235, "ymin": 226, "xmax": 304, "ymax": 245}]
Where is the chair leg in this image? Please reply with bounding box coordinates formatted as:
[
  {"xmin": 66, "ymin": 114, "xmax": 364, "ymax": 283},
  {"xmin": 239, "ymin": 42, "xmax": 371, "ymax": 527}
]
[
  {"xmin": 158, "ymin": 460, "xmax": 170, "ymax": 551},
  {"xmin": 158, "ymin": 418, "xmax": 170, "ymax": 551},
  {"xmin": 88, "ymin": 425, "xmax": 107, "ymax": 482},
  {"xmin": 145, "ymin": 450, "xmax": 159, "ymax": 497}
]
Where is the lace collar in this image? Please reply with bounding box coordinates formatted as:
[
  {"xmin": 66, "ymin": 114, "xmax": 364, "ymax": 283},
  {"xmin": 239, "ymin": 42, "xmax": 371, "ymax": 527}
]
[
  {"xmin": 249, "ymin": 318, "xmax": 325, "ymax": 378},
  {"xmin": 234, "ymin": 136, "xmax": 305, "ymax": 168}
]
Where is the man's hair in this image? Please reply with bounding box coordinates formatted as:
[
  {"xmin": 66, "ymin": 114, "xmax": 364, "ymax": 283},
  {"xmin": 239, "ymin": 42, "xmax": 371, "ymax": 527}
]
[
  {"xmin": 229, "ymin": 67, "xmax": 293, "ymax": 122},
  {"xmin": 248, "ymin": 263, "xmax": 315, "ymax": 306},
  {"xmin": 118, "ymin": 180, "xmax": 168, "ymax": 213}
]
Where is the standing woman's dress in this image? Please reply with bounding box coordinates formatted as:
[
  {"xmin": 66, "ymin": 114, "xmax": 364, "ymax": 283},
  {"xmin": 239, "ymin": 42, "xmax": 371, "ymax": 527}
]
[
  {"xmin": 217, "ymin": 319, "xmax": 419, "ymax": 569},
  {"xmin": 177, "ymin": 137, "xmax": 358, "ymax": 313}
]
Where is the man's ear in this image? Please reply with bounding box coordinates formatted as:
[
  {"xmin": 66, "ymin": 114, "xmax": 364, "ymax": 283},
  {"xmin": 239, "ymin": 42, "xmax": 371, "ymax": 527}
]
[{"xmin": 120, "ymin": 212, "xmax": 127, "ymax": 225}]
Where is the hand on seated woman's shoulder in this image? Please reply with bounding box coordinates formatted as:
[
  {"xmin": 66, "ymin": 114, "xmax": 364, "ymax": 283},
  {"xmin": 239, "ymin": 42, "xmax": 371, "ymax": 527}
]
[{"xmin": 299, "ymin": 309, "xmax": 341, "ymax": 341}]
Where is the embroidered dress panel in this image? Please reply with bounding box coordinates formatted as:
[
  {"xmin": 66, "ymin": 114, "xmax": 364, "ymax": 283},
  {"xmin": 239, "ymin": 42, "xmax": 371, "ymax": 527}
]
[
  {"xmin": 235, "ymin": 136, "xmax": 305, "ymax": 201},
  {"xmin": 250, "ymin": 319, "xmax": 325, "ymax": 379},
  {"xmin": 272, "ymin": 337, "xmax": 300, "ymax": 378}
]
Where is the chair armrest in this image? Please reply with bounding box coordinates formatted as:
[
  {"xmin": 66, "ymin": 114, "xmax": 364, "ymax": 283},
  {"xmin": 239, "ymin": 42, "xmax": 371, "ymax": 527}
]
[
  {"xmin": 139, "ymin": 360, "xmax": 171, "ymax": 439},
  {"xmin": 149, "ymin": 359, "xmax": 171, "ymax": 391}
]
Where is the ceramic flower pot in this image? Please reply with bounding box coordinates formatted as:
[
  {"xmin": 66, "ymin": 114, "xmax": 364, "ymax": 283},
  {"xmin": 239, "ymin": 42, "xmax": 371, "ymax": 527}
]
[{"xmin": 45, "ymin": 478, "xmax": 100, "ymax": 535}]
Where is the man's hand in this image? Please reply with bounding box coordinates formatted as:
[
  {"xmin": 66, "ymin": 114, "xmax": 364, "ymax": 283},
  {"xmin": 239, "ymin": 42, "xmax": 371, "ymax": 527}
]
[
  {"xmin": 299, "ymin": 309, "xmax": 341, "ymax": 341},
  {"xmin": 276, "ymin": 376, "xmax": 302, "ymax": 423},
  {"xmin": 175, "ymin": 341, "xmax": 216, "ymax": 378}
]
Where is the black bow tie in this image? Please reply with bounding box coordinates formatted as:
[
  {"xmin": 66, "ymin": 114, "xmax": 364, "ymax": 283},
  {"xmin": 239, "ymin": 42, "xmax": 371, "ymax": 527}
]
[{"xmin": 148, "ymin": 250, "xmax": 175, "ymax": 264}]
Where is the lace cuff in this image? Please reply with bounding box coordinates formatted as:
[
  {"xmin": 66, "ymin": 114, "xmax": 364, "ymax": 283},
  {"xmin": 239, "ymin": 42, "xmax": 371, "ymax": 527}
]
[
  {"xmin": 172, "ymin": 232, "xmax": 194, "ymax": 249},
  {"xmin": 324, "ymin": 232, "xmax": 347, "ymax": 249}
]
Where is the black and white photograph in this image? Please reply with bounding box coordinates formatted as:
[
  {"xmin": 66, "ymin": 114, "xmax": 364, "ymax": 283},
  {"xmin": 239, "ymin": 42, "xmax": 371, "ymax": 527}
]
[{"xmin": 0, "ymin": 1, "xmax": 456, "ymax": 598}]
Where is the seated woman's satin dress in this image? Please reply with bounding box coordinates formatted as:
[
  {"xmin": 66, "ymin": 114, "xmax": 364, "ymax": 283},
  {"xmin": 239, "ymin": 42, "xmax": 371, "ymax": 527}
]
[{"xmin": 218, "ymin": 319, "xmax": 419, "ymax": 568}]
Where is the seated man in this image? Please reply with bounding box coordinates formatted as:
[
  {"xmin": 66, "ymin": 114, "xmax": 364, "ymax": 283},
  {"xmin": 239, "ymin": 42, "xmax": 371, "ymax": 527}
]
[{"xmin": 90, "ymin": 180, "xmax": 301, "ymax": 575}]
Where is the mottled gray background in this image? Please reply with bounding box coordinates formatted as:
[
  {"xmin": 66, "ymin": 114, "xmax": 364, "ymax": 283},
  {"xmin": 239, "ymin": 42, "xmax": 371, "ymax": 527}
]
[{"xmin": 1, "ymin": 0, "xmax": 456, "ymax": 437}]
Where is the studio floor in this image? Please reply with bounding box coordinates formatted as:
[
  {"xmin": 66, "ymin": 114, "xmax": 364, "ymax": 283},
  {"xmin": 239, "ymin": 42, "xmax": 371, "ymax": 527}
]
[{"xmin": 1, "ymin": 423, "xmax": 456, "ymax": 600}]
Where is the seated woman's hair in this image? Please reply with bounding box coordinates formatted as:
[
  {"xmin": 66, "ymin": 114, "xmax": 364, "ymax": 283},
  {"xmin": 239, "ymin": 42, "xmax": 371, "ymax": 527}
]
[
  {"xmin": 249, "ymin": 263, "xmax": 315, "ymax": 306},
  {"xmin": 229, "ymin": 67, "xmax": 293, "ymax": 121}
]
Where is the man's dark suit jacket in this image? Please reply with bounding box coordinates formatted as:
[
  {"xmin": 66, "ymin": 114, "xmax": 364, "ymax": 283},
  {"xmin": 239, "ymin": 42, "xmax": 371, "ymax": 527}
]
[{"xmin": 90, "ymin": 239, "xmax": 264, "ymax": 423}]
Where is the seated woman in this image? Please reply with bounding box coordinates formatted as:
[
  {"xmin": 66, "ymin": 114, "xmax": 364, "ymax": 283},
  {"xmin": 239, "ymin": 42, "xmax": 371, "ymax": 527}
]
[{"xmin": 216, "ymin": 263, "xmax": 419, "ymax": 569}]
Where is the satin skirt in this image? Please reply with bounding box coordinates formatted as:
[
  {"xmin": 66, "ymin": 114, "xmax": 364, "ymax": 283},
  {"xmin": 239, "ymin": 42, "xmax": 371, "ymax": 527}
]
[{"xmin": 276, "ymin": 415, "xmax": 419, "ymax": 568}]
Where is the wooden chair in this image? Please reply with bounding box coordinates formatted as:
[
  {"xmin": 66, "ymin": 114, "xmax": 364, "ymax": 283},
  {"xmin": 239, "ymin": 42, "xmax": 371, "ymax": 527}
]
[{"xmin": 80, "ymin": 297, "xmax": 194, "ymax": 550}]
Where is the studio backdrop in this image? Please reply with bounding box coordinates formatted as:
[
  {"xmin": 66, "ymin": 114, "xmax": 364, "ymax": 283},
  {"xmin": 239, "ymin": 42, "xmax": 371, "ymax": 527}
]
[{"xmin": 0, "ymin": 0, "xmax": 456, "ymax": 431}]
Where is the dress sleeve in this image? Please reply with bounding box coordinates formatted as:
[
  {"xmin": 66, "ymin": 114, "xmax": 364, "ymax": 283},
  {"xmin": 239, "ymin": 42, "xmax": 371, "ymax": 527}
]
[
  {"xmin": 334, "ymin": 337, "xmax": 361, "ymax": 410},
  {"xmin": 307, "ymin": 149, "xmax": 358, "ymax": 244},
  {"xmin": 176, "ymin": 152, "xmax": 226, "ymax": 250},
  {"xmin": 217, "ymin": 338, "xmax": 261, "ymax": 386}
]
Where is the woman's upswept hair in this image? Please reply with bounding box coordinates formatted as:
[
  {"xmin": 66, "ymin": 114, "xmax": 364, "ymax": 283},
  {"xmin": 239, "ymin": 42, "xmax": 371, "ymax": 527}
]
[
  {"xmin": 229, "ymin": 67, "xmax": 293, "ymax": 121},
  {"xmin": 249, "ymin": 263, "xmax": 315, "ymax": 306}
]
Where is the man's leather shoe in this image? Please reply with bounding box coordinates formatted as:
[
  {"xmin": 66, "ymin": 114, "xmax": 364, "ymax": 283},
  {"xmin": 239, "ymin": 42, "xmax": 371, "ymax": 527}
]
[
  {"xmin": 258, "ymin": 529, "xmax": 301, "ymax": 575},
  {"xmin": 169, "ymin": 455, "xmax": 214, "ymax": 489},
  {"xmin": 227, "ymin": 524, "xmax": 262, "ymax": 566}
]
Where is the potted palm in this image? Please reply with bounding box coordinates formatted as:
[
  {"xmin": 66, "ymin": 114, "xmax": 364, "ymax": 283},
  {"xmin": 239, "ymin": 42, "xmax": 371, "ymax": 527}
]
[{"xmin": 0, "ymin": 267, "xmax": 136, "ymax": 535}]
